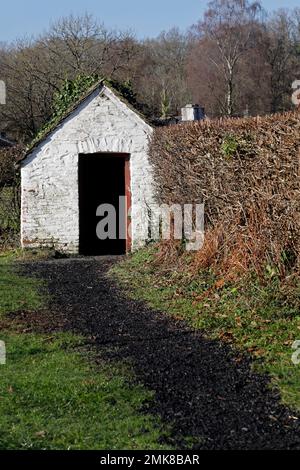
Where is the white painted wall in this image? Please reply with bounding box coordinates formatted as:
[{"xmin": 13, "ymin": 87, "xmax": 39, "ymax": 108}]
[{"xmin": 21, "ymin": 86, "xmax": 154, "ymax": 253}]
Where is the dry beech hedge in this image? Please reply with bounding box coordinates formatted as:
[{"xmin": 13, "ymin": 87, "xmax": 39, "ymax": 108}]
[{"xmin": 149, "ymin": 111, "xmax": 300, "ymax": 277}]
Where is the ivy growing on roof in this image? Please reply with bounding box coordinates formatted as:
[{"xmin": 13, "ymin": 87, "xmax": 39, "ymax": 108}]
[
  {"xmin": 28, "ymin": 75, "xmax": 143, "ymax": 153},
  {"xmin": 53, "ymin": 75, "xmax": 100, "ymax": 119}
]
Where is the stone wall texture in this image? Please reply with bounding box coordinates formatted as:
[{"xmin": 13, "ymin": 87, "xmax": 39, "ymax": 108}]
[{"xmin": 21, "ymin": 86, "xmax": 154, "ymax": 253}]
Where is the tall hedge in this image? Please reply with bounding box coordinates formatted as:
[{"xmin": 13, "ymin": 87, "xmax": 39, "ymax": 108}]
[{"xmin": 149, "ymin": 111, "xmax": 300, "ymax": 277}]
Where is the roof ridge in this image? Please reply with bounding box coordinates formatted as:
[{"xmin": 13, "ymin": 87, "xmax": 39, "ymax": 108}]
[{"xmin": 20, "ymin": 78, "xmax": 152, "ymax": 163}]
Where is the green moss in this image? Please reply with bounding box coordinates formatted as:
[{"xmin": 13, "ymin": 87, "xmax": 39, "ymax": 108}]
[
  {"xmin": 28, "ymin": 75, "xmax": 100, "ymax": 151},
  {"xmin": 221, "ymin": 133, "xmax": 256, "ymax": 158},
  {"xmin": 0, "ymin": 253, "xmax": 44, "ymax": 316},
  {"xmin": 221, "ymin": 134, "xmax": 239, "ymax": 157},
  {"xmin": 27, "ymin": 76, "xmax": 150, "ymax": 154}
]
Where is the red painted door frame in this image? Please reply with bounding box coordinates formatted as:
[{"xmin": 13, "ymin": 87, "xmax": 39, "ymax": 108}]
[
  {"xmin": 101, "ymin": 153, "xmax": 131, "ymax": 252},
  {"xmin": 124, "ymin": 155, "xmax": 132, "ymax": 252}
]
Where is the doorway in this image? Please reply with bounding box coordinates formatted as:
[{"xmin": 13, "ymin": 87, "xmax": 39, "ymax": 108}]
[{"xmin": 79, "ymin": 153, "xmax": 131, "ymax": 255}]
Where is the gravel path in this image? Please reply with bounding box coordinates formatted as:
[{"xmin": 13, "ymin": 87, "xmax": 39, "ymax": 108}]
[{"xmin": 18, "ymin": 257, "xmax": 300, "ymax": 450}]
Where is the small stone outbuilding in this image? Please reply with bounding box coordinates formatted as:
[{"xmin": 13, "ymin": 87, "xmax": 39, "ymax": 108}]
[{"xmin": 19, "ymin": 81, "xmax": 155, "ymax": 255}]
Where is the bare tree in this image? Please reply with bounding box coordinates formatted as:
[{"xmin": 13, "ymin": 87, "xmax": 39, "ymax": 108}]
[
  {"xmin": 192, "ymin": 0, "xmax": 263, "ymax": 116},
  {"xmin": 135, "ymin": 28, "xmax": 191, "ymax": 118},
  {"xmin": 0, "ymin": 41, "xmax": 55, "ymax": 138},
  {"xmin": 0, "ymin": 14, "xmax": 139, "ymax": 140},
  {"xmin": 262, "ymin": 9, "xmax": 300, "ymax": 113},
  {"xmin": 43, "ymin": 14, "xmax": 137, "ymax": 77},
  {"xmin": 1, "ymin": 7, "xmax": 299, "ymax": 140}
]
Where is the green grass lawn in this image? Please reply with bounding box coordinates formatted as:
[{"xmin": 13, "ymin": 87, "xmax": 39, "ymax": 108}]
[
  {"xmin": 0, "ymin": 252, "xmax": 44, "ymax": 316},
  {"xmin": 0, "ymin": 252, "xmax": 169, "ymax": 450},
  {"xmin": 111, "ymin": 246, "xmax": 300, "ymax": 411}
]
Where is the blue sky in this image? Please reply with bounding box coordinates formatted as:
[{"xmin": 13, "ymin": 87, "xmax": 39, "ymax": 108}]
[{"xmin": 0, "ymin": 0, "xmax": 299, "ymax": 43}]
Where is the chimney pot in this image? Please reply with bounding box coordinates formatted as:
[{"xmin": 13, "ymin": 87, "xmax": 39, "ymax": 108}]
[{"xmin": 181, "ymin": 104, "xmax": 205, "ymax": 122}]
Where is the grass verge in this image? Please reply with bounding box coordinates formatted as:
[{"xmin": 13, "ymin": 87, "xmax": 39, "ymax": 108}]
[
  {"xmin": 0, "ymin": 251, "xmax": 169, "ymax": 450},
  {"xmin": 111, "ymin": 246, "xmax": 300, "ymax": 411},
  {"xmin": 0, "ymin": 251, "xmax": 44, "ymax": 316}
]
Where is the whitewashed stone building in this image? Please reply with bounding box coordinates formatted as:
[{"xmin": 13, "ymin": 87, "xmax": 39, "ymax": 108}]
[
  {"xmin": 19, "ymin": 79, "xmax": 204, "ymax": 256},
  {"xmin": 19, "ymin": 81, "xmax": 155, "ymax": 255}
]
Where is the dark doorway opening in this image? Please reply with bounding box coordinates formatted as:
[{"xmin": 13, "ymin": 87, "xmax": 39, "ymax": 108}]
[{"xmin": 79, "ymin": 153, "xmax": 130, "ymax": 256}]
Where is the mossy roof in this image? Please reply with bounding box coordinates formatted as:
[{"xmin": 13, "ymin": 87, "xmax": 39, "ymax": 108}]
[{"xmin": 19, "ymin": 79, "xmax": 153, "ymax": 163}]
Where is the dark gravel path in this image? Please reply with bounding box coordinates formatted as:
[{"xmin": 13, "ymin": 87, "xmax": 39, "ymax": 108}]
[{"xmin": 18, "ymin": 258, "xmax": 300, "ymax": 450}]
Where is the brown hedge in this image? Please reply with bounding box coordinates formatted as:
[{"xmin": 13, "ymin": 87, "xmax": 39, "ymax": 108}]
[{"xmin": 149, "ymin": 111, "xmax": 300, "ymax": 277}]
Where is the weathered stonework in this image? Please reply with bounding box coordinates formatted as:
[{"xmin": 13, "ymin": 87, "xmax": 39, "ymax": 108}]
[{"xmin": 21, "ymin": 85, "xmax": 154, "ymax": 253}]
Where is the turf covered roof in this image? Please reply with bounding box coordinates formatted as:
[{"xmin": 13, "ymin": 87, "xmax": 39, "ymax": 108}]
[{"xmin": 20, "ymin": 79, "xmax": 153, "ymax": 163}]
